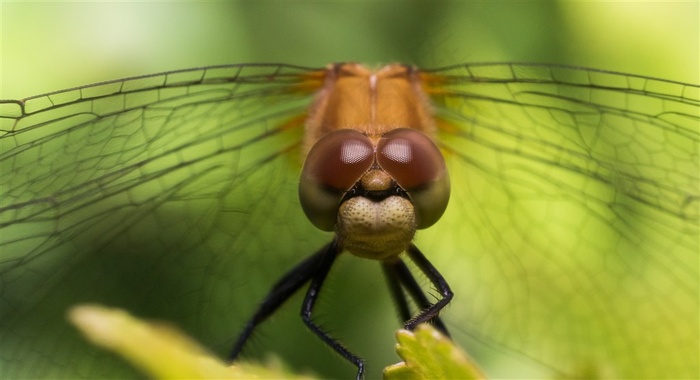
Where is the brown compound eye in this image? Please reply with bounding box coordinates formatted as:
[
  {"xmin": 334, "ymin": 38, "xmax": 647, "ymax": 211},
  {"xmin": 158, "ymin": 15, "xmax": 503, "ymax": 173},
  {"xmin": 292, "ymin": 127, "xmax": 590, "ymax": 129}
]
[
  {"xmin": 299, "ymin": 129, "xmax": 374, "ymax": 231},
  {"xmin": 377, "ymin": 128, "xmax": 450, "ymax": 229}
]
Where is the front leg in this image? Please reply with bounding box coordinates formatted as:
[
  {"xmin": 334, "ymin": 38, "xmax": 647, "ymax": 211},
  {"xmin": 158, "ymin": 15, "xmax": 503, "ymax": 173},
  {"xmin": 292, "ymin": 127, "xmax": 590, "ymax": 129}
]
[
  {"xmin": 402, "ymin": 244, "xmax": 453, "ymax": 331},
  {"xmin": 299, "ymin": 239, "xmax": 366, "ymax": 380}
]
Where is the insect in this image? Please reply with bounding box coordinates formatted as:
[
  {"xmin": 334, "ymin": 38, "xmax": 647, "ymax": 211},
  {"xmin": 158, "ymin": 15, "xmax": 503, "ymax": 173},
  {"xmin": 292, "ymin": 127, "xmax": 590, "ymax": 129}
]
[
  {"xmin": 0, "ymin": 62, "xmax": 697, "ymax": 379},
  {"xmin": 229, "ymin": 64, "xmax": 454, "ymax": 380}
]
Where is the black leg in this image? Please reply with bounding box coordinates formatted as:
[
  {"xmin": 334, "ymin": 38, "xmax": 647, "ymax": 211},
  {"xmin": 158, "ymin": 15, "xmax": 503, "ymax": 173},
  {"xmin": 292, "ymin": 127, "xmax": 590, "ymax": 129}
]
[
  {"xmin": 382, "ymin": 262, "xmax": 412, "ymax": 323},
  {"xmin": 228, "ymin": 241, "xmax": 332, "ymax": 362},
  {"xmin": 402, "ymin": 244, "xmax": 453, "ymax": 332},
  {"xmin": 300, "ymin": 239, "xmax": 365, "ymax": 380},
  {"xmin": 382, "ymin": 257, "xmax": 451, "ymax": 337}
]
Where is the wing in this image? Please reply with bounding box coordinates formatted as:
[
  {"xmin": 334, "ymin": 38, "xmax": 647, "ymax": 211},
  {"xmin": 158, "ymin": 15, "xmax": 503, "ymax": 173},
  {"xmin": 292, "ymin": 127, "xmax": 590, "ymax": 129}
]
[
  {"xmin": 1, "ymin": 63, "xmax": 698, "ymax": 379},
  {"xmin": 421, "ymin": 63, "xmax": 699, "ymax": 378},
  {"xmin": 0, "ymin": 64, "xmax": 330, "ymax": 378}
]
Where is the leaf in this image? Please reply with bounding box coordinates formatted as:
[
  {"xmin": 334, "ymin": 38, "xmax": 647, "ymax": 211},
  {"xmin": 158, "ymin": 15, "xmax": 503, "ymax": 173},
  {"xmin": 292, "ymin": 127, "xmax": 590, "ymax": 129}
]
[
  {"xmin": 69, "ymin": 305, "xmax": 486, "ymax": 379},
  {"xmin": 384, "ymin": 324, "xmax": 485, "ymax": 380},
  {"xmin": 67, "ymin": 304, "xmax": 313, "ymax": 379}
]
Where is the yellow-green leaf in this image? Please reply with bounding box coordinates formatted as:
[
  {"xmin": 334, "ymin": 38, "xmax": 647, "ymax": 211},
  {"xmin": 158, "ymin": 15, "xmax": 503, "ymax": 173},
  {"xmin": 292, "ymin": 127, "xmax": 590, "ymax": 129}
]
[
  {"xmin": 69, "ymin": 305, "xmax": 488, "ymax": 379},
  {"xmin": 67, "ymin": 304, "xmax": 313, "ymax": 379},
  {"xmin": 384, "ymin": 324, "xmax": 485, "ymax": 380}
]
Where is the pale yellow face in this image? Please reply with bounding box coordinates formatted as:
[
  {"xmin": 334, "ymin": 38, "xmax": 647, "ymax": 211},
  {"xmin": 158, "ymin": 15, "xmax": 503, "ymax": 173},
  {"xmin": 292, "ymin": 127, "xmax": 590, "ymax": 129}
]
[{"xmin": 337, "ymin": 188, "xmax": 416, "ymax": 260}]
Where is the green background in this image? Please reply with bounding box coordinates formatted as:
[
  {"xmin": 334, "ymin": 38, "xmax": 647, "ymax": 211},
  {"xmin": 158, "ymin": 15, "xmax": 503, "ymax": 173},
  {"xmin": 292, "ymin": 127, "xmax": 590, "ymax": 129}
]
[
  {"xmin": 1, "ymin": 2, "xmax": 698, "ymax": 380},
  {"xmin": 2, "ymin": 1, "xmax": 697, "ymax": 99}
]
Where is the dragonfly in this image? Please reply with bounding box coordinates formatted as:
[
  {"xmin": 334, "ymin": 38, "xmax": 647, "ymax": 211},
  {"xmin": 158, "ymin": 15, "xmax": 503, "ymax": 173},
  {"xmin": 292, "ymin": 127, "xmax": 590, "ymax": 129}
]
[{"xmin": 0, "ymin": 62, "xmax": 698, "ymax": 379}]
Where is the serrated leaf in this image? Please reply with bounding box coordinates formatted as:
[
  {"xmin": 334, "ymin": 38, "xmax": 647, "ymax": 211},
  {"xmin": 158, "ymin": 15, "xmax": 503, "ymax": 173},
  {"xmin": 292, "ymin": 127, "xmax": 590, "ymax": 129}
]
[
  {"xmin": 67, "ymin": 304, "xmax": 314, "ymax": 379},
  {"xmin": 384, "ymin": 324, "xmax": 485, "ymax": 380}
]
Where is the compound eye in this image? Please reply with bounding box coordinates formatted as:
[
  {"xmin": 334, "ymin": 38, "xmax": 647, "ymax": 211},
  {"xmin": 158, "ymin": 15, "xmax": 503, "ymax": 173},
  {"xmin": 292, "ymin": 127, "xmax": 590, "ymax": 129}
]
[
  {"xmin": 299, "ymin": 129, "xmax": 374, "ymax": 231},
  {"xmin": 377, "ymin": 128, "xmax": 450, "ymax": 229}
]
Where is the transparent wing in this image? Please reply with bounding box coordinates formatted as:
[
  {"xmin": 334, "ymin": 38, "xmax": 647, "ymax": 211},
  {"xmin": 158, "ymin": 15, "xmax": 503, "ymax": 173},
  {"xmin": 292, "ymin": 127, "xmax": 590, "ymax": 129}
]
[
  {"xmin": 1, "ymin": 63, "xmax": 698, "ymax": 379},
  {"xmin": 0, "ymin": 64, "xmax": 330, "ymax": 378},
  {"xmin": 421, "ymin": 63, "xmax": 699, "ymax": 378}
]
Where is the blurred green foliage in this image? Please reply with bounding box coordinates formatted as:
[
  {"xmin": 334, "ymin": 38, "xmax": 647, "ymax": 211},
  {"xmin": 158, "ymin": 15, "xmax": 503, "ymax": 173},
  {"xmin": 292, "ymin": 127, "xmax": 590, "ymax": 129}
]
[
  {"xmin": 2, "ymin": 2, "xmax": 696, "ymax": 99},
  {"xmin": 1, "ymin": 3, "xmax": 698, "ymax": 380}
]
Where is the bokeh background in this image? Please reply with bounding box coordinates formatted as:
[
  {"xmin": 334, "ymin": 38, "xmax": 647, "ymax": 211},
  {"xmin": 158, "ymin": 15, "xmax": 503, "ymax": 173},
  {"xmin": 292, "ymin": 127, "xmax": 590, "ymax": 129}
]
[
  {"xmin": 3, "ymin": 1, "xmax": 697, "ymax": 99},
  {"xmin": 1, "ymin": 2, "xmax": 698, "ymax": 380}
]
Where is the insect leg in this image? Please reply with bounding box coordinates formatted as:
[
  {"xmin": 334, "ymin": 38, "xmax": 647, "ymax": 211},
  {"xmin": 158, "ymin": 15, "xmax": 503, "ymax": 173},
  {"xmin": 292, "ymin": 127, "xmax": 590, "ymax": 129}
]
[
  {"xmin": 402, "ymin": 244, "xmax": 453, "ymax": 332},
  {"xmin": 228, "ymin": 241, "xmax": 332, "ymax": 361},
  {"xmin": 382, "ymin": 261, "xmax": 412, "ymax": 323},
  {"xmin": 300, "ymin": 239, "xmax": 365, "ymax": 380},
  {"xmin": 382, "ymin": 257, "xmax": 451, "ymax": 337}
]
